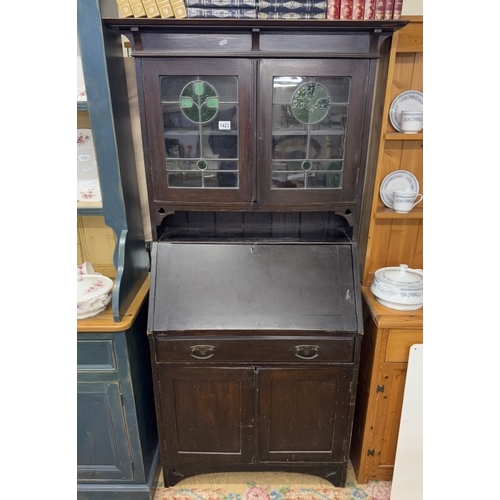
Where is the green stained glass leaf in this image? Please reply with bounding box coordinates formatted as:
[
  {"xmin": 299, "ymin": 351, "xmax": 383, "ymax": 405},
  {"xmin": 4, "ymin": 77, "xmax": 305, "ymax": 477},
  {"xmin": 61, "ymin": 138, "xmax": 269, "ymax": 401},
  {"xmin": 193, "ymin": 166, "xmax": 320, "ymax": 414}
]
[
  {"xmin": 206, "ymin": 97, "xmax": 219, "ymax": 109},
  {"xmin": 180, "ymin": 97, "xmax": 193, "ymax": 109},
  {"xmin": 194, "ymin": 81, "xmax": 204, "ymax": 95}
]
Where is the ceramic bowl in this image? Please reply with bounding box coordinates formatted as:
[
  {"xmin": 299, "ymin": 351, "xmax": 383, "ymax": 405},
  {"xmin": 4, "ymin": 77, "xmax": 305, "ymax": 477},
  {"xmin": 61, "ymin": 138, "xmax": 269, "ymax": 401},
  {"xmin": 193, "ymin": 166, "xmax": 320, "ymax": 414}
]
[
  {"xmin": 370, "ymin": 264, "xmax": 423, "ymax": 310},
  {"xmin": 77, "ymin": 274, "xmax": 113, "ymax": 319}
]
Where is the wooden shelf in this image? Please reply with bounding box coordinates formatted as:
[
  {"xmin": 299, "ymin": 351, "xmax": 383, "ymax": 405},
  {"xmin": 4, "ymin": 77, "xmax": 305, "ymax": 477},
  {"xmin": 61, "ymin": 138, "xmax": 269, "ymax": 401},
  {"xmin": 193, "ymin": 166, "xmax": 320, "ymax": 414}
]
[
  {"xmin": 385, "ymin": 132, "xmax": 423, "ymax": 141},
  {"xmin": 374, "ymin": 207, "xmax": 423, "ymax": 219},
  {"xmin": 77, "ymin": 274, "xmax": 150, "ymax": 333},
  {"xmin": 77, "ymin": 200, "xmax": 103, "ymax": 215}
]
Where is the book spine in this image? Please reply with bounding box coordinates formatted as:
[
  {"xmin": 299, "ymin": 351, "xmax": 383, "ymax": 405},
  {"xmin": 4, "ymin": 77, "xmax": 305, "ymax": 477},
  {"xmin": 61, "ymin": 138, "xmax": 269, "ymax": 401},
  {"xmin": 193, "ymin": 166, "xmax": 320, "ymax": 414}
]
[
  {"xmin": 142, "ymin": 0, "xmax": 161, "ymax": 16},
  {"xmin": 157, "ymin": 0, "xmax": 175, "ymax": 17},
  {"xmin": 171, "ymin": 0, "xmax": 188, "ymax": 17},
  {"xmin": 187, "ymin": 0, "xmax": 256, "ymax": 6},
  {"xmin": 188, "ymin": 7, "xmax": 257, "ymax": 16},
  {"xmin": 259, "ymin": 0, "xmax": 326, "ymax": 13},
  {"xmin": 258, "ymin": 11, "xmax": 325, "ymax": 18},
  {"xmin": 129, "ymin": 0, "xmax": 148, "ymax": 17},
  {"xmin": 352, "ymin": 0, "xmax": 364, "ymax": 19},
  {"xmin": 384, "ymin": 0, "xmax": 394, "ymax": 19},
  {"xmin": 363, "ymin": 0, "xmax": 375, "ymax": 19},
  {"xmin": 326, "ymin": 0, "xmax": 341, "ymax": 19},
  {"xmin": 374, "ymin": 0, "xmax": 385, "ymax": 20},
  {"xmin": 116, "ymin": 0, "xmax": 135, "ymax": 17},
  {"xmin": 392, "ymin": 0, "xmax": 403, "ymax": 19},
  {"xmin": 340, "ymin": 0, "xmax": 353, "ymax": 19}
]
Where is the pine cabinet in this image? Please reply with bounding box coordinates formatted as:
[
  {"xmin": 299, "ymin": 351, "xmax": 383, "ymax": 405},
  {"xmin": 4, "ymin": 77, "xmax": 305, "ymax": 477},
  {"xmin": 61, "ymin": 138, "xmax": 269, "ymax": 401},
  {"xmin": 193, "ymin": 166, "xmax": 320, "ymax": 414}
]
[
  {"xmin": 350, "ymin": 286, "xmax": 422, "ymax": 483},
  {"xmin": 351, "ymin": 16, "xmax": 423, "ymax": 483}
]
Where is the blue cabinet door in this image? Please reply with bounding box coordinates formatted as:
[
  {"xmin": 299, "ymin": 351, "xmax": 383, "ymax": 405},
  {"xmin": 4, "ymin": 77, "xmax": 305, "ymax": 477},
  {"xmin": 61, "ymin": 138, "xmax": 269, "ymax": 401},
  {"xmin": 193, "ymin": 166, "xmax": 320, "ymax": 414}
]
[{"xmin": 77, "ymin": 381, "xmax": 134, "ymax": 481}]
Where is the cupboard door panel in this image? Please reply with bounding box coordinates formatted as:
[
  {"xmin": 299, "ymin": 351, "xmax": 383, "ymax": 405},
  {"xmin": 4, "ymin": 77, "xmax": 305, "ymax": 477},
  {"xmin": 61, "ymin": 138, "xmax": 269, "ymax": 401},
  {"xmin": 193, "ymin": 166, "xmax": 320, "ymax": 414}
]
[
  {"xmin": 142, "ymin": 58, "xmax": 254, "ymax": 206},
  {"xmin": 77, "ymin": 382, "xmax": 133, "ymax": 481},
  {"xmin": 258, "ymin": 367, "xmax": 352, "ymax": 462},
  {"xmin": 157, "ymin": 365, "xmax": 254, "ymax": 464},
  {"xmin": 258, "ymin": 59, "xmax": 370, "ymax": 205}
]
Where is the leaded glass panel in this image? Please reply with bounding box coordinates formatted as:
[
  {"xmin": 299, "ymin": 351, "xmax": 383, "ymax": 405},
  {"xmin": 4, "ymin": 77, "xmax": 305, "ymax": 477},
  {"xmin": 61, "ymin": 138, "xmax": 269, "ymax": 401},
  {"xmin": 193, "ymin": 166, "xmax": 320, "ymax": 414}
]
[
  {"xmin": 271, "ymin": 76, "xmax": 350, "ymax": 190},
  {"xmin": 161, "ymin": 75, "xmax": 239, "ymax": 189}
]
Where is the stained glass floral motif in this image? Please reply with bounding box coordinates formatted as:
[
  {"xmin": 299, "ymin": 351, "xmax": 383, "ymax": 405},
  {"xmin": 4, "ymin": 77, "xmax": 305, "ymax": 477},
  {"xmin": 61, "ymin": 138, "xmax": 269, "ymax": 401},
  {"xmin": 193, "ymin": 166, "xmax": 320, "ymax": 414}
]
[
  {"xmin": 180, "ymin": 80, "xmax": 220, "ymax": 124},
  {"xmin": 271, "ymin": 77, "xmax": 349, "ymax": 190},
  {"xmin": 291, "ymin": 82, "xmax": 331, "ymax": 125}
]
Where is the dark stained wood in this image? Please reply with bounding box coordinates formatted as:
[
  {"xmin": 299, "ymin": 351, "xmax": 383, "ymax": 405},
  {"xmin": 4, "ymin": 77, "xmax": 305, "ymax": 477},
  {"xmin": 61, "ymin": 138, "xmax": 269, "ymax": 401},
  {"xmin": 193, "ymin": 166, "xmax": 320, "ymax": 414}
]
[{"xmin": 120, "ymin": 18, "xmax": 407, "ymax": 489}]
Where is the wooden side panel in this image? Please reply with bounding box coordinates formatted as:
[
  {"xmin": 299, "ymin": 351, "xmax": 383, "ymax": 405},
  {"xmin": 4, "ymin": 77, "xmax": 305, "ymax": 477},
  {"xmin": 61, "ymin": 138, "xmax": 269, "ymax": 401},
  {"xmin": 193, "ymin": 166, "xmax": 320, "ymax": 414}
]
[{"xmin": 77, "ymin": 215, "xmax": 117, "ymax": 277}]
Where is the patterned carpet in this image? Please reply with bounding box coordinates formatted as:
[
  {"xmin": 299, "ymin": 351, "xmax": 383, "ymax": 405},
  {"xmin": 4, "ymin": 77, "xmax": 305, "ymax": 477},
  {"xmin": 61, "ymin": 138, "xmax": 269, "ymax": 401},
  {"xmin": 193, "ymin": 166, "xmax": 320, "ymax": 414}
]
[{"xmin": 153, "ymin": 462, "xmax": 391, "ymax": 500}]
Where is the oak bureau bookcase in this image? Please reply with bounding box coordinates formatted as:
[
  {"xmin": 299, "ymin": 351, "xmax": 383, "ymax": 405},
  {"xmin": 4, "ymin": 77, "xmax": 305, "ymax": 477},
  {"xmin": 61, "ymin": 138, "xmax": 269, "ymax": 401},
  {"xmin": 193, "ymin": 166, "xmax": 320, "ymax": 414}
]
[{"xmin": 105, "ymin": 17, "xmax": 407, "ymax": 487}]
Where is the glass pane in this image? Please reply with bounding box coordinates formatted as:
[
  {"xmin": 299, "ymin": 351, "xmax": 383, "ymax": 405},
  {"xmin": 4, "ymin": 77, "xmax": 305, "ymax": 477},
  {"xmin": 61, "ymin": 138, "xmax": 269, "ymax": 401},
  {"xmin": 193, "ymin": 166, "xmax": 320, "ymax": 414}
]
[
  {"xmin": 271, "ymin": 76, "xmax": 351, "ymax": 190},
  {"xmin": 160, "ymin": 75, "xmax": 239, "ymax": 189}
]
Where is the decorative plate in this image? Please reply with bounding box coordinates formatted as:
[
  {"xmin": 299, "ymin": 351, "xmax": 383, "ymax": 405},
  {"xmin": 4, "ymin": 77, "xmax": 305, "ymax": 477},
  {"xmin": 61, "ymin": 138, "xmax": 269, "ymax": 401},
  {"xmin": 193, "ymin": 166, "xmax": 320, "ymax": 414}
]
[
  {"xmin": 77, "ymin": 132, "xmax": 102, "ymax": 202},
  {"xmin": 77, "ymin": 274, "xmax": 113, "ymax": 319},
  {"xmin": 380, "ymin": 170, "xmax": 419, "ymax": 209},
  {"xmin": 389, "ymin": 90, "xmax": 423, "ymax": 133}
]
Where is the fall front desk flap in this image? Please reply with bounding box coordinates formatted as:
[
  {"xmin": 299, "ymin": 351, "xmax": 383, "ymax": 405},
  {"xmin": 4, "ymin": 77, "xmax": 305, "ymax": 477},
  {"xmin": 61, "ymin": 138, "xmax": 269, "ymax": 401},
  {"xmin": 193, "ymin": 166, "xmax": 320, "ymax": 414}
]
[{"xmin": 149, "ymin": 242, "xmax": 361, "ymax": 332}]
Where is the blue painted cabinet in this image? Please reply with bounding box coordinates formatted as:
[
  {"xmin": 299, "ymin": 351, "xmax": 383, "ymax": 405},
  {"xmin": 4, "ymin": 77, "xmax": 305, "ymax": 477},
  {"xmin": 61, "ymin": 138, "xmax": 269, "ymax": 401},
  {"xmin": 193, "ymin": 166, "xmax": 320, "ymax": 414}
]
[
  {"xmin": 77, "ymin": 279, "xmax": 159, "ymax": 500},
  {"xmin": 77, "ymin": 0, "xmax": 149, "ymax": 321}
]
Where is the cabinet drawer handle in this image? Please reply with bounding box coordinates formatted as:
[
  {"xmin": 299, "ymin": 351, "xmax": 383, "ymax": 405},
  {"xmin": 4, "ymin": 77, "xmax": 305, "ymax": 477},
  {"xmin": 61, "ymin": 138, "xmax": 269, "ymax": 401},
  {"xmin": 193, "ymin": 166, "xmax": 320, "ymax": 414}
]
[
  {"xmin": 190, "ymin": 345, "xmax": 215, "ymax": 359},
  {"xmin": 295, "ymin": 345, "xmax": 320, "ymax": 360}
]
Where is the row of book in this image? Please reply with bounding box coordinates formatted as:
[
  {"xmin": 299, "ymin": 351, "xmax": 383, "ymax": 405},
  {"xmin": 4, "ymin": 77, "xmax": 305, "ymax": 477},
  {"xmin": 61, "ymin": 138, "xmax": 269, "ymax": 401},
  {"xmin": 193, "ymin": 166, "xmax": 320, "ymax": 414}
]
[
  {"xmin": 327, "ymin": 0, "xmax": 403, "ymax": 20},
  {"xmin": 116, "ymin": 0, "xmax": 403, "ymax": 19}
]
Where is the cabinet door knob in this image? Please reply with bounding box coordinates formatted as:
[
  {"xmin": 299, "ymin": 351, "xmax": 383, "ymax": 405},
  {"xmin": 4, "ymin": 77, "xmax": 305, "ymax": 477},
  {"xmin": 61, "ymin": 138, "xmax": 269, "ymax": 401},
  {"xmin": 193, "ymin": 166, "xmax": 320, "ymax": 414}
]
[
  {"xmin": 294, "ymin": 345, "xmax": 319, "ymax": 360},
  {"xmin": 190, "ymin": 345, "xmax": 215, "ymax": 359}
]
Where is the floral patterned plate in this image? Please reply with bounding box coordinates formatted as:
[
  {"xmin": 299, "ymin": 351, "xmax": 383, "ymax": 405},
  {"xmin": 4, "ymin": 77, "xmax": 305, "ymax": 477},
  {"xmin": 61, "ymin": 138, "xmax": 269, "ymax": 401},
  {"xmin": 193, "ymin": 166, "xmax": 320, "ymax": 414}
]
[{"xmin": 77, "ymin": 129, "xmax": 102, "ymax": 202}]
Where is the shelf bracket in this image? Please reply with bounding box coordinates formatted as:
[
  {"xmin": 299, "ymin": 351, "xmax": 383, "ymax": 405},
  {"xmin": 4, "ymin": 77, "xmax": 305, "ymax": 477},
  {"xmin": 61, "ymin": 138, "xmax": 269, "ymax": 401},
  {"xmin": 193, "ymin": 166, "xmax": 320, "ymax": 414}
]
[
  {"xmin": 369, "ymin": 28, "xmax": 382, "ymax": 54},
  {"xmin": 251, "ymin": 28, "xmax": 260, "ymax": 51},
  {"xmin": 130, "ymin": 26, "xmax": 143, "ymax": 52}
]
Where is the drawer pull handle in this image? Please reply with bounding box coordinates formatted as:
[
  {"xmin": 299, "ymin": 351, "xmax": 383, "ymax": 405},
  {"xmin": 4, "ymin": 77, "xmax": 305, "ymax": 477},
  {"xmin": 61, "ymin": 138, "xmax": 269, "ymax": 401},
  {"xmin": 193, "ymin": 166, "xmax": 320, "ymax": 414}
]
[
  {"xmin": 190, "ymin": 345, "xmax": 215, "ymax": 359},
  {"xmin": 295, "ymin": 345, "xmax": 319, "ymax": 360}
]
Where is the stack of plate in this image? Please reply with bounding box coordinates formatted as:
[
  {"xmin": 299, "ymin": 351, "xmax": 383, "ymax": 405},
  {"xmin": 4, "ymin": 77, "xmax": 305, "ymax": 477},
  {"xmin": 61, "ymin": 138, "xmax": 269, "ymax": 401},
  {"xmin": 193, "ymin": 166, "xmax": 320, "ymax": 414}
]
[{"xmin": 77, "ymin": 262, "xmax": 113, "ymax": 319}]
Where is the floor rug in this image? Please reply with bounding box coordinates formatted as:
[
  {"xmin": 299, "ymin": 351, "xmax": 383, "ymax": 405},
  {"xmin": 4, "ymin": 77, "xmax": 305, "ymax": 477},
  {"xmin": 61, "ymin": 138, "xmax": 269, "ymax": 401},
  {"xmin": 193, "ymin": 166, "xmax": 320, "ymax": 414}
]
[{"xmin": 153, "ymin": 462, "xmax": 391, "ymax": 500}]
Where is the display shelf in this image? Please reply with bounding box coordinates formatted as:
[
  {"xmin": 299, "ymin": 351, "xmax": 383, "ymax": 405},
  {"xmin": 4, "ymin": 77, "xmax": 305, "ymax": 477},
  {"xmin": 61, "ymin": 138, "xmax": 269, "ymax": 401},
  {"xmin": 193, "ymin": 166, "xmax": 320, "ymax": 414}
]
[
  {"xmin": 385, "ymin": 132, "xmax": 423, "ymax": 141},
  {"xmin": 78, "ymin": 275, "xmax": 149, "ymax": 333},
  {"xmin": 374, "ymin": 207, "xmax": 423, "ymax": 219},
  {"xmin": 78, "ymin": 0, "xmax": 149, "ymax": 321}
]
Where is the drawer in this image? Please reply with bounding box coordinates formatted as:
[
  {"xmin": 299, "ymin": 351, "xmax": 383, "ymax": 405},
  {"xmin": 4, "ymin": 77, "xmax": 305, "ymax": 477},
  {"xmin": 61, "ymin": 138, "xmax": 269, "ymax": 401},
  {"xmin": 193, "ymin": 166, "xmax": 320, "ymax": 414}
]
[
  {"xmin": 385, "ymin": 329, "xmax": 423, "ymax": 363},
  {"xmin": 155, "ymin": 336, "xmax": 355, "ymax": 364},
  {"xmin": 77, "ymin": 339, "xmax": 117, "ymax": 371}
]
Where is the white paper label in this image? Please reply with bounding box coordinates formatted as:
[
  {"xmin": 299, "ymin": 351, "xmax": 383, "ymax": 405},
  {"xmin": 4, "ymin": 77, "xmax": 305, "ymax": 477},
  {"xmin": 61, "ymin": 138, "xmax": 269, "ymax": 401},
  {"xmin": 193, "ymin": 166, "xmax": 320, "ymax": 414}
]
[{"xmin": 218, "ymin": 121, "xmax": 231, "ymax": 130}]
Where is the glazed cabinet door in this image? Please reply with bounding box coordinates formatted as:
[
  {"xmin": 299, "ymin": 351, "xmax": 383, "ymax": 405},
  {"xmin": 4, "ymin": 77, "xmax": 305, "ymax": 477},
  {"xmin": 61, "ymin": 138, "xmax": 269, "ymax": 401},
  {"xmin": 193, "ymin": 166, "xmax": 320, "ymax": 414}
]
[
  {"xmin": 156, "ymin": 365, "xmax": 255, "ymax": 465},
  {"xmin": 257, "ymin": 367, "xmax": 353, "ymax": 463},
  {"xmin": 141, "ymin": 58, "xmax": 254, "ymax": 209},
  {"xmin": 257, "ymin": 59, "xmax": 371, "ymax": 205}
]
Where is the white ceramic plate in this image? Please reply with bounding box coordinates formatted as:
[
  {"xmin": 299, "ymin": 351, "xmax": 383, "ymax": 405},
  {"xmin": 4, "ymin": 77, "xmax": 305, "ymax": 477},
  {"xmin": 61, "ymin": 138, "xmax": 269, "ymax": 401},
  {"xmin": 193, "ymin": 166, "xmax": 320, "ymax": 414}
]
[
  {"xmin": 380, "ymin": 170, "xmax": 419, "ymax": 209},
  {"xmin": 77, "ymin": 130, "xmax": 102, "ymax": 202},
  {"xmin": 389, "ymin": 90, "xmax": 423, "ymax": 133},
  {"xmin": 77, "ymin": 274, "xmax": 113, "ymax": 319}
]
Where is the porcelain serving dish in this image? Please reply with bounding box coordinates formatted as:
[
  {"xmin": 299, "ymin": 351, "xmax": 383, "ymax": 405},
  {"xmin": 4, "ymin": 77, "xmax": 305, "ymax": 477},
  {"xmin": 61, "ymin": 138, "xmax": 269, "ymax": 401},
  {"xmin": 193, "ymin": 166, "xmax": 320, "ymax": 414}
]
[
  {"xmin": 77, "ymin": 273, "xmax": 113, "ymax": 319},
  {"xmin": 370, "ymin": 264, "xmax": 423, "ymax": 311}
]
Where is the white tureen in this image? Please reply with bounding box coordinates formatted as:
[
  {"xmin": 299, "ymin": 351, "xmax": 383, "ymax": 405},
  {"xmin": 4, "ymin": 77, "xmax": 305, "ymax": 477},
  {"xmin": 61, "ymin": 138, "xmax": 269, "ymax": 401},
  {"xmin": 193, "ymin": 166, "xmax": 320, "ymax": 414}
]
[{"xmin": 370, "ymin": 264, "xmax": 423, "ymax": 311}]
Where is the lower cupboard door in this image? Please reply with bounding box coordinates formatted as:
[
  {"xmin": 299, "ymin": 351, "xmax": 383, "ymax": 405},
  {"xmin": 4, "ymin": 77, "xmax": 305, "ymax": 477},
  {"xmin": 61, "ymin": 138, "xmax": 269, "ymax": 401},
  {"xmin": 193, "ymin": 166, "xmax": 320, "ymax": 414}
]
[
  {"xmin": 157, "ymin": 365, "xmax": 255, "ymax": 464},
  {"xmin": 257, "ymin": 367, "xmax": 352, "ymax": 462}
]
